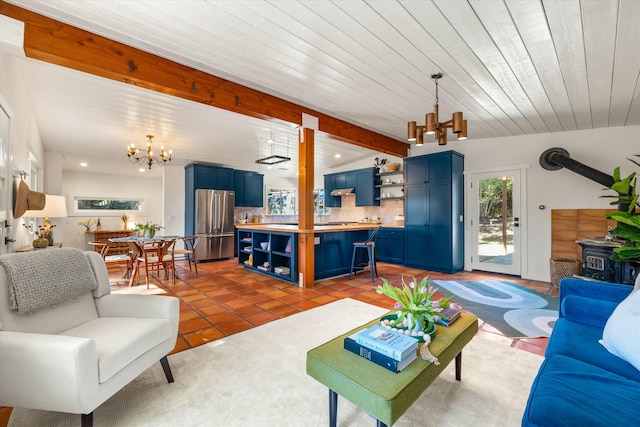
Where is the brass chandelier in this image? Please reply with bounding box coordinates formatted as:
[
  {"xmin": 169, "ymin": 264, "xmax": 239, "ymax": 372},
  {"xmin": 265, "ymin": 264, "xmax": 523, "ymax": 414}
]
[
  {"xmin": 126, "ymin": 134, "xmax": 172, "ymax": 169},
  {"xmin": 407, "ymin": 73, "xmax": 467, "ymax": 146}
]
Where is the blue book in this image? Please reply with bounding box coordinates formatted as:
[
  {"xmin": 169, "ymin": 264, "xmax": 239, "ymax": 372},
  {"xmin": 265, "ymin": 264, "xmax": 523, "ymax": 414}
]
[
  {"xmin": 354, "ymin": 325, "xmax": 419, "ymax": 361},
  {"xmin": 344, "ymin": 334, "xmax": 417, "ymax": 373},
  {"xmin": 434, "ymin": 308, "xmax": 462, "ymax": 327}
]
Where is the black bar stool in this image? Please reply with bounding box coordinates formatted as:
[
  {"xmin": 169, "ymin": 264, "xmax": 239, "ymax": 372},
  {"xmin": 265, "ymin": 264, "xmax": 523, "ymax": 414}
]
[{"xmin": 349, "ymin": 227, "xmax": 380, "ymax": 282}]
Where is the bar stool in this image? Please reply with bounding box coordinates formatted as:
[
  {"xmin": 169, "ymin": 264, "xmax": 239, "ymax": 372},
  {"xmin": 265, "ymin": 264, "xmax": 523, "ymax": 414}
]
[{"xmin": 349, "ymin": 227, "xmax": 380, "ymax": 282}]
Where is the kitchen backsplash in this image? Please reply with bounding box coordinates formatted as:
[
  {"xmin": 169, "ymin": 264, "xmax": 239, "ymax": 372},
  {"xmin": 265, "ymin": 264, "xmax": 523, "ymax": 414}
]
[{"xmin": 235, "ymin": 196, "xmax": 403, "ymax": 225}]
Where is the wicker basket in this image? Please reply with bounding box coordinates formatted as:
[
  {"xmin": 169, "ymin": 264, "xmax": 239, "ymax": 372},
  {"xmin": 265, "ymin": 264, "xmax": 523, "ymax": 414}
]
[{"xmin": 550, "ymin": 258, "xmax": 580, "ymax": 289}]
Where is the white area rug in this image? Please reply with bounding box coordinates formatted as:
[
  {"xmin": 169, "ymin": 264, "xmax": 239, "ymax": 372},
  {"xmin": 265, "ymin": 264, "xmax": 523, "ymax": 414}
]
[{"xmin": 9, "ymin": 298, "xmax": 543, "ymax": 426}]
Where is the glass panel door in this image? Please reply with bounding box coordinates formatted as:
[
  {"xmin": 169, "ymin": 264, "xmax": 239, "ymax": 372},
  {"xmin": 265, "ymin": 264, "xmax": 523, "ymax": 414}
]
[{"xmin": 471, "ymin": 170, "xmax": 521, "ymax": 275}]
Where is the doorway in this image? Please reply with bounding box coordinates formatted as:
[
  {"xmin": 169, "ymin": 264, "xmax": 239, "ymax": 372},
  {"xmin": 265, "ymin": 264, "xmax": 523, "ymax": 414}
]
[{"xmin": 470, "ymin": 169, "xmax": 521, "ymax": 276}]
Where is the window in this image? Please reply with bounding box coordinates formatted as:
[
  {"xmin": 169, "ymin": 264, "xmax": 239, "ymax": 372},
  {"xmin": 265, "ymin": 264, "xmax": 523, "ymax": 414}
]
[
  {"xmin": 266, "ymin": 188, "xmax": 296, "ymax": 215},
  {"xmin": 73, "ymin": 196, "xmax": 146, "ymax": 216}
]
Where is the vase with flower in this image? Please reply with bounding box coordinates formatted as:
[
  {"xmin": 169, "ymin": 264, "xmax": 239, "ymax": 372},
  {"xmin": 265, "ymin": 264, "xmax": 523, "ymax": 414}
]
[{"xmin": 375, "ymin": 276, "xmax": 460, "ymax": 341}]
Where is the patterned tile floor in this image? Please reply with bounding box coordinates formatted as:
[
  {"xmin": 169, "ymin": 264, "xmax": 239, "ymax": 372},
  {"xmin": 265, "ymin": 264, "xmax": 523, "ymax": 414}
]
[
  {"xmin": 0, "ymin": 259, "xmax": 554, "ymax": 426},
  {"xmin": 148, "ymin": 259, "xmax": 554, "ymax": 356}
]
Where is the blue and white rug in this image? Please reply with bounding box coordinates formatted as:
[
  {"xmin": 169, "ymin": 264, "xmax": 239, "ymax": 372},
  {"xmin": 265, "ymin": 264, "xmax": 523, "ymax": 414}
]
[{"xmin": 432, "ymin": 280, "xmax": 558, "ymax": 338}]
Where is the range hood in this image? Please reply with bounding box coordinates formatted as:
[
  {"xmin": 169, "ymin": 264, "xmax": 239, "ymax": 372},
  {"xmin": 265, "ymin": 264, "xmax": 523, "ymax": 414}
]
[{"xmin": 330, "ymin": 188, "xmax": 355, "ymax": 196}]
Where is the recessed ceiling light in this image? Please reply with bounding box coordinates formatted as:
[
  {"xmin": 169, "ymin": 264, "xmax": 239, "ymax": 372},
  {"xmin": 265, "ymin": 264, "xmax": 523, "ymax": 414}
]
[
  {"xmin": 266, "ymin": 165, "xmax": 273, "ymax": 169},
  {"xmin": 80, "ymin": 162, "xmax": 88, "ymax": 167},
  {"xmin": 334, "ymin": 154, "xmax": 341, "ymax": 158},
  {"xmin": 139, "ymin": 168, "xmax": 145, "ymax": 172}
]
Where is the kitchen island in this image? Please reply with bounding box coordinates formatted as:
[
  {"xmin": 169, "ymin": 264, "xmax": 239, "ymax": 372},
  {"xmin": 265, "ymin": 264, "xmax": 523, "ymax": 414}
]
[{"xmin": 236, "ymin": 223, "xmax": 380, "ymax": 284}]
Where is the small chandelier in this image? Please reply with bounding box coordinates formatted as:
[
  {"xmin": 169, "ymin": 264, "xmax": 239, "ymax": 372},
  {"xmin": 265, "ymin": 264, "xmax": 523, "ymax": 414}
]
[
  {"xmin": 126, "ymin": 134, "xmax": 172, "ymax": 169},
  {"xmin": 407, "ymin": 72, "xmax": 467, "ymax": 146}
]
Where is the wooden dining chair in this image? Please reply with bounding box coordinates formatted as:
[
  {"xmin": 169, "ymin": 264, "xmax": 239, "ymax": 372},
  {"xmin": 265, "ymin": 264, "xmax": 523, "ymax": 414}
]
[
  {"xmin": 172, "ymin": 235, "xmax": 199, "ymax": 273},
  {"xmin": 89, "ymin": 242, "xmax": 132, "ymax": 285},
  {"xmin": 136, "ymin": 239, "xmax": 177, "ymax": 288}
]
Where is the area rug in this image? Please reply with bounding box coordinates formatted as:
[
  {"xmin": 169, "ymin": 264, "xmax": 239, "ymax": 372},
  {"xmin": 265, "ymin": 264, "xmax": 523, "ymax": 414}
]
[
  {"xmin": 110, "ymin": 283, "xmax": 167, "ymax": 295},
  {"xmin": 9, "ymin": 298, "xmax": 543, "ymax": 427},
  {"xmin": 432, "ymin": 280, "xmax": 558, "ymax": 338}
]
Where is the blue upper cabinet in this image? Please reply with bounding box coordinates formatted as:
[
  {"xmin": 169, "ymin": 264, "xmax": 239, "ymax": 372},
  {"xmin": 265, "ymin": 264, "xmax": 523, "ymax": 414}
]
[
  {"xmin": 403, "ymin": 151, "xmax": 464, "ymax": 273},
  {"xmin": 354, "ymin": 168, "xmax": 379, "ymax": 207},
  {"xmin": 324, "ymin": 167, "xmax": 378, "ymax": 207},
  {"xmin": 233, "ymin": 170, "xmax": 264, "ymax": 207},
  {"xmin": 187, "ymin": 163, "xmax": 234, "ymax": 190},
  {"xmin": 324, "ymin": 174, "xmax": 340, "ymax": 207}
]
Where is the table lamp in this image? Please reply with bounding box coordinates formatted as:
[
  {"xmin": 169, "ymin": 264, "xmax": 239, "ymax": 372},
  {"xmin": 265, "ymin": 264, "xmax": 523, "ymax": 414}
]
[{"xmin": 23, "ymin": 194, "xmax": 68, "ymax": 246}]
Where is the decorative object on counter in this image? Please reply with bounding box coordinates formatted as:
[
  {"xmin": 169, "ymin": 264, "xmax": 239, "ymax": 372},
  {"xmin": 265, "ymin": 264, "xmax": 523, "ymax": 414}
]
[
  {"xmin": 78, "ymin": 218, "xmax": 96, "ymax": 232},
  {"xmin": 22, "ymin": 194, "xmax": 68, "ymax": 246},
  {"xmin": 407, "ymin": 72, "xmax": 468, "ymax": 146},
  {"xmin": 374, "ymin": 157, "xmax": 387, "ymax": 171},
  {"xmin": 96, "ymin": 218, "xmax": 102, "ymax": 230},
  {"xmin": 121, "ymin": 214, "xmax": 129, "ymax": 230},
  {"xmin": 134, "ymin": 221, "xmax": 164, "ymax": 238},
  {"xmin": 127, "ymin": 134, "xmax": 172, "ymax": 170},
  {"xmin": 375, "ymin": 276, "xmax": 459, "ymax": 341}
]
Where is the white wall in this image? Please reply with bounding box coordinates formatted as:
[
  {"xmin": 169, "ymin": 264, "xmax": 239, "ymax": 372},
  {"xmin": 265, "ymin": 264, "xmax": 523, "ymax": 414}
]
[
  {"xmin": 0, "ymin": 53, "xmax": 45, "ymax": 249},
  {"xmin": 59, "ymin": 170, "xmax": 162, "ymax": 250},
  {"xmin": 410, "ymin": 125, "xmax": 640, "ymax": 281}
]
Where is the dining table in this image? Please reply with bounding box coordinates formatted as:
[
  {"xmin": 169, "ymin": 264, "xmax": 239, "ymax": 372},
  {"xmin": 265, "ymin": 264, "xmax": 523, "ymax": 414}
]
[{"xmin": 109, "ymin": 235, "xmax": 181, "ymax": 287}]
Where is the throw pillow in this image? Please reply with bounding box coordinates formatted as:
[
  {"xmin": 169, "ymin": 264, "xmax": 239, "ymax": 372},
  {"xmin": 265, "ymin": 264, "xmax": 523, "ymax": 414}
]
[{"xmin": 599, "ymin": 289, "xmax": 640, "ymax": 371}]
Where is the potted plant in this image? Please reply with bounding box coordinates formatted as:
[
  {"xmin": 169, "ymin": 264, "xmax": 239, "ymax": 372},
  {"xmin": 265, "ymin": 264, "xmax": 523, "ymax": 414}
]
[
  {"xmin": 375, "ymin": 276, "xmax": 459, "ymax": 339},
  {"xmin": 603, "ymin": 155, "xmax": 640, "ymax": 286},
  {"xmin": 374, "ymin": 157, "xmax": 387, "ymax": 172},
  {"xmin": 134, "ymin": 221, "xmax": 164, "ymax": 238}
]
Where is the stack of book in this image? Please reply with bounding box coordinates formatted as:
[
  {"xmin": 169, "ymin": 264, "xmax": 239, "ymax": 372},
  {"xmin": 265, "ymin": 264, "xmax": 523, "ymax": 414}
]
[
  {"xmin": 343, "ymin": 325, "xmax": 418, "ymax": 373},
  {"xmin": 434, "ymin": 308, "xmax": 462, "ymax": 327}
]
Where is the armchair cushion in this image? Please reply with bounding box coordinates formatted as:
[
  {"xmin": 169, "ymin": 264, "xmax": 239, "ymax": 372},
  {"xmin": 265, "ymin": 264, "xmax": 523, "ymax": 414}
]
[
  {"xmin": 61, "ymin": 317, "xmax": 174, "ymax": 383},
  {"xmin": 561, "ymin": 295, "xmax": 619, "ymax": 328}
]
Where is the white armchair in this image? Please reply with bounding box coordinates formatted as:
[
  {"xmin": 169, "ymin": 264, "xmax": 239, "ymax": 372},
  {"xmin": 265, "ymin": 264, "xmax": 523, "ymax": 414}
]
[{"xmin": 0, "ymin": 249, "xmax": 179, "ymax": 427}]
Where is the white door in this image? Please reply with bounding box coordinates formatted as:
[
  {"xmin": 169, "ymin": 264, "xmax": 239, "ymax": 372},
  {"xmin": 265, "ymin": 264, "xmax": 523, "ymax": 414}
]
[
  {"xmin": 0, "ymin": 98, "xmax": 12, "ymax": 255},
  {"xmin": 470, "ymin": 170, "xmax": 521, "ymax": 276}
]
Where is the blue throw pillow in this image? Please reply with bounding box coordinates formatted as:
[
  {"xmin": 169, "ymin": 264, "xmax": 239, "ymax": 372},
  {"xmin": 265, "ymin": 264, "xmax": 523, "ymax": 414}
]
[{"xmin": 599, "ymin": 289, "xmax": 640, "ymax": 371}]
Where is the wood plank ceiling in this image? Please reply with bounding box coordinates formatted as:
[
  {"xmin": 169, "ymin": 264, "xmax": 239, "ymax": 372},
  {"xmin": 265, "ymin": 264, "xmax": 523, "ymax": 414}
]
[{"xmin": 2, "ymin": 0, "xmax": 639, "ymax": 178}]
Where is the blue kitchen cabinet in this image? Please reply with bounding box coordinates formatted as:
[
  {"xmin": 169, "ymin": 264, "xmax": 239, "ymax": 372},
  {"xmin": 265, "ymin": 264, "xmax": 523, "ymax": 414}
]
[
  {"xmin": 324, "ymin": 174, "xmax": 340, "ymax": 207},
  {"xmin": 233, "ymin": 170, "xmax": 264, "ymax": 207},
  {"xmin": 376, "ymin": 227, "xmax": 404, "ymax": 264},
  {"xmin": 324, "ymin": 167, "xmax": 378, "ymax": 208},
  {"xmin": 187, "ymin": 163, "xmax": 234, "ymax": 190},
  {"xmin": 355, "ymin": 168, "xmax": 379, "ymax": 207},
  {"xmin": 403, "ymin": 151, "xmax": 464, "ymax": 273}
]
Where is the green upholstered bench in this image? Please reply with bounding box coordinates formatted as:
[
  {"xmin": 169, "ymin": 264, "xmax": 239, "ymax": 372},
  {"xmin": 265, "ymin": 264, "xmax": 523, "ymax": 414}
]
[{"xmin": 306, "ymin": 312, "xmax": 478, "ymax": 427}]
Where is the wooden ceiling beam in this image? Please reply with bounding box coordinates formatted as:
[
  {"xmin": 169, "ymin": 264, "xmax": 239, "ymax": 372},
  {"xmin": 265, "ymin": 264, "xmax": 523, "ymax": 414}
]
[{"xmin": 1, "ymin": 2, "xmax": 408, "ymax": 158}]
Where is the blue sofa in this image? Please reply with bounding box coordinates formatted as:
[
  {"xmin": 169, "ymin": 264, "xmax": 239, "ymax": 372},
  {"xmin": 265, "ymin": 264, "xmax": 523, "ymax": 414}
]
[{"xmin": 522, "ymin": 278, "xmax": 640, "ymax": 426}]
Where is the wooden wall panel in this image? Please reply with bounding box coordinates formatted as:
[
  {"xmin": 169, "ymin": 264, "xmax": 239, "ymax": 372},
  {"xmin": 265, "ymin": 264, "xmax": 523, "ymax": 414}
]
[{"xmin": 551, "ymin": 209, "xmax": 617, "ymax": 269}]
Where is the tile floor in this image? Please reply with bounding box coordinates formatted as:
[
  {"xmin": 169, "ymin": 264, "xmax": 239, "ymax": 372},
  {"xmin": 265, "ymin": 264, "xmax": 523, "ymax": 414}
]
[
  {"xmin": 150, "ymin": 258, "xmax": 553, "ymax": 356},
  {"xmin": 0, "ymin": 258, "xmax": 554, "ymax": 426}
]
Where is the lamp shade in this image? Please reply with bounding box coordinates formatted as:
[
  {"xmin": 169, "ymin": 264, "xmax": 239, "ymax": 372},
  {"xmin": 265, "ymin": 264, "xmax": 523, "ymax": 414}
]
[
  {"xmin": 407, "ymin": 121, "xmax": 417, "ymax": 141},
  {"xmin": 23, "ymin": 195, "xmax": 68, "ymax": 218}
]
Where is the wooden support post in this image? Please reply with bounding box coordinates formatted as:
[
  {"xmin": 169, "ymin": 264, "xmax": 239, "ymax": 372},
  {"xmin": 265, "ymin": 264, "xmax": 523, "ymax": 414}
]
[{"xmin": 297, "ymin": 127, "xmax": 315, "ymax": 288}]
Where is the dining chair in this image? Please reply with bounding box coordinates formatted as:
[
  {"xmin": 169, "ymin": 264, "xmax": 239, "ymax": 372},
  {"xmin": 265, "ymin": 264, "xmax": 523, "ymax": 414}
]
[
  {"xmin": 136, "ymin": 239, "xmax": 177, "ymax": 288},
  {"xmin": 172, "ymin": 235, "xmax": 199, "ymax": 273},
  {"xmin": 99, "ymin": 242, "xmax": 133, "ymax": 285}
]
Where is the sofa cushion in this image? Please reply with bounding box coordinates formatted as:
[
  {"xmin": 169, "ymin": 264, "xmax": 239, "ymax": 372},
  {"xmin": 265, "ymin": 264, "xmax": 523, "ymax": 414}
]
[
  {"xmin": 600, "ymin": 289, "xmax": 640, "ymax": 372},
  {"xmin": 546, "ymin": 318, "xmax": 640, "ymax": 381},
  {"xmin": 522, "ymin": 354, "xmax": 640, "ymax": 427},
  {"xmin": 61, "ymin": 317, "xmax": 174, "ymax": 383},
  {"xmin": 560, "ymin": 295, "xmax": 618, "ymax": 328}
]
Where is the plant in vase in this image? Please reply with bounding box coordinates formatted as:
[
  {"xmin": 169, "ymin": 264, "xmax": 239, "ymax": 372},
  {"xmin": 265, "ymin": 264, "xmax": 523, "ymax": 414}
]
[
  {"xmin": 375, "ymin": 276, "xmax": 459, "ymax": 339},
  {"xmin": 602, "ymin": 155, "xmax": 640, "ymax": 286},
  {"xmin": 78, "ymin": 218, "xmax": 96, "ymax": 232},
  {"xmin": 135, "ymin": 221, "xmax": 163, "ymax": 238},
  {"xmin": 374, "ymin": 157, "xmax": 387, "ymax": 172}
]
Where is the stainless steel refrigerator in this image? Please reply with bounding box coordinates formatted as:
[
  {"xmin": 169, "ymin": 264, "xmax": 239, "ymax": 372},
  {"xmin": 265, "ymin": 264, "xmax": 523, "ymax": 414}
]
[{"xmin": 195, "ymin": 189, "xmax": 235, "ymax": 261}]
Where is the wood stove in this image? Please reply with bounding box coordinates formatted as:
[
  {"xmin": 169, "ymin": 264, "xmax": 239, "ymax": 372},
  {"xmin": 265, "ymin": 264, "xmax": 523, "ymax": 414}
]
[{"xmin": 577, "ymin": 239, "xmax": 637, "ymax": 285}]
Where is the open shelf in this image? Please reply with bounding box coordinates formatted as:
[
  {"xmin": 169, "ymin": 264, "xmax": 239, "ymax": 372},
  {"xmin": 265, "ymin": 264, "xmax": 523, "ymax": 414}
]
[{"xmin": 237, "ymin": 229, "xmax": 297, "ymax": 284}]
